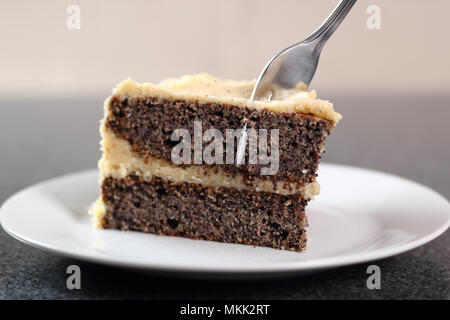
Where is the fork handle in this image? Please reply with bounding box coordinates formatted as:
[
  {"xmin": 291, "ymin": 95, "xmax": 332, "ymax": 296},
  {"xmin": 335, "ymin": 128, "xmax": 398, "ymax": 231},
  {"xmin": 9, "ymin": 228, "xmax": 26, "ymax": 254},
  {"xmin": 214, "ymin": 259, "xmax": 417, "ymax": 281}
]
[{"xmin": 305, "ymin": 0, "xmax": 357, "ymax": 49}]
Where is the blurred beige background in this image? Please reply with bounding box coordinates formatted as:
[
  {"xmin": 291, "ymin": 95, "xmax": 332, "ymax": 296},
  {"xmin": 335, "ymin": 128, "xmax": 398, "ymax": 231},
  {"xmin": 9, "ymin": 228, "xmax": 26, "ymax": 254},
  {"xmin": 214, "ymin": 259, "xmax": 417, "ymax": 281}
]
[{"xmin": 1, "ymin": 0, "xmax": 449, "ymax": 97}]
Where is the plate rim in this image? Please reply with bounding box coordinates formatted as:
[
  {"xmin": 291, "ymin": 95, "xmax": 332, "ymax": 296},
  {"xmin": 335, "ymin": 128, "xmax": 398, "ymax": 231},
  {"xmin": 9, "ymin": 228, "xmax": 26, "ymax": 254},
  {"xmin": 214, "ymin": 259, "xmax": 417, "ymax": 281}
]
[{"xmin": 1, "ymin": 163, "xmax": 449, "ymax": 274}]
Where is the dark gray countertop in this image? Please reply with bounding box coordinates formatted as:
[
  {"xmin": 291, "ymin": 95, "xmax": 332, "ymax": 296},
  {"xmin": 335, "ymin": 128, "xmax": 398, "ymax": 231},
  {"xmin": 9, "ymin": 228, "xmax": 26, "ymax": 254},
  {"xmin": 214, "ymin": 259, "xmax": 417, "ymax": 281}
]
[{"xmin": 0, "ymin": 93, "xmax": 448, "ymax": 299}]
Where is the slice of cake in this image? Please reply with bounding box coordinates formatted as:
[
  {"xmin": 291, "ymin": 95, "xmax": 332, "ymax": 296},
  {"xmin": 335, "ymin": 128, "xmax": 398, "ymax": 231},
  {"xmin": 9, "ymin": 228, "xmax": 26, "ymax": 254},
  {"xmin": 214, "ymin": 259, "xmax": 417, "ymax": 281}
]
[{"xmin": 90, "ymin": 74, "xmax": 340, "ymax": 251}]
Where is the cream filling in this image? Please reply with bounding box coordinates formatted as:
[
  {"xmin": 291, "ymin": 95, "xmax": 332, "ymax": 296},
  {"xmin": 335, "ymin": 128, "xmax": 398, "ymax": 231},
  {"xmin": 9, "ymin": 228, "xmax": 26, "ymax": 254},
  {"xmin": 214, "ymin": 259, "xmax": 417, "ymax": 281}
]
[
  {"xmin": 113, "ymin": 73, "xmax": 341, "ymax": 123},
  {"xmin": 90, "ymin": 197, "xmax": 106, "ymax": 227}
]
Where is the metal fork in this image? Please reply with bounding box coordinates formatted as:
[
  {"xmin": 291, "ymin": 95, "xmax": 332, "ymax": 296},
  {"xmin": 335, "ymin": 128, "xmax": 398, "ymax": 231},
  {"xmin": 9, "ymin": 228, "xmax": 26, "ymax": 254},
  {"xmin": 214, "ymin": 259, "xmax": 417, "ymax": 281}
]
[
  {"xmin": 236, "ymin": 0, "xmax": 356, "ymax": 166},
  {"xmin": 250, "ymin": 0, "xmax": 357, "ymax": 101}
]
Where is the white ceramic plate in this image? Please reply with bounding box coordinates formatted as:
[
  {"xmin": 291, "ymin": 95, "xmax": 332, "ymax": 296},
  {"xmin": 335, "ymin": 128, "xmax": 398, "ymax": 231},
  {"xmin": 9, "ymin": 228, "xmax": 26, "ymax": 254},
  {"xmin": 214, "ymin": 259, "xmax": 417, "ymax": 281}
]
[{"xmin": 1, "ymin": 164, "xmax": 449, "ymax": 279}]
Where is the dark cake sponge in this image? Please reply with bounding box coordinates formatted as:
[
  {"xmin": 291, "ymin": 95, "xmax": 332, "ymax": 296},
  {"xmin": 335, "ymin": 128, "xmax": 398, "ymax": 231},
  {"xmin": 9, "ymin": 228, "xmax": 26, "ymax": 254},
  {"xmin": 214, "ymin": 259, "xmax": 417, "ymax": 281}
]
[
  {"xmin": 101, "ymin": 175, "xmax": 309, "ymax": 251},
  {"xmin": 106, "ymin": 96, "xmax": 334, "ymax": 184}
]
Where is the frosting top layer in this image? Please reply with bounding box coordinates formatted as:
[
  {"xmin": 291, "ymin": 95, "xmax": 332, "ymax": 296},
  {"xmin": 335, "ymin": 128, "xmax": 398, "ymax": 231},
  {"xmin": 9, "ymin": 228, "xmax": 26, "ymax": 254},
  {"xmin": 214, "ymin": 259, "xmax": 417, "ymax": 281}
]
[{"xmin": 113, "ymin": 73, "xmax": 341, "ymax": 123}]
